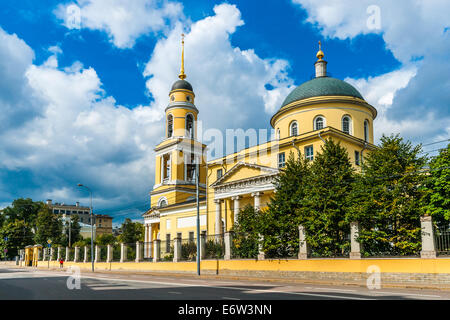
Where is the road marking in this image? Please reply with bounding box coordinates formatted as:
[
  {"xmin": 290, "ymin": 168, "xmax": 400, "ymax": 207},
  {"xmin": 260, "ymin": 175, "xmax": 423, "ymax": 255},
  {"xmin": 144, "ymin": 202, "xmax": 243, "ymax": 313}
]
[
  {"xmin": 314, "ymin": 287, "xmax": 357, "ymax": 292},
  {"xmin": 168, "ymin": 291, "xmax": 182, "ymax": 294},
  {"xmin": 223, "ymin": 297, "xmax": 240, "ymax": 300},
  {"xmin": 370, "ymin": 291, "xmax": 441, "ymax": 298}
]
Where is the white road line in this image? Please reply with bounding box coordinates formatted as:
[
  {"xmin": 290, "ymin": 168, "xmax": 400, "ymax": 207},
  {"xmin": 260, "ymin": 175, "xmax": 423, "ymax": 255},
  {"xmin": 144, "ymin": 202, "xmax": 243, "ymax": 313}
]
[
  {"xmin": 223, "ymin": 297, "xmax": 240, "ymax": 300},
  {"xmin": 168, "ymin": 291, "xmax": 182, "ymax": 294},
  {"xmin": 314, "ymin": 287, "xmax": 357, "ymax": 292},
  {"xmin": 370, "ymin": 291, "xmax": 441, "ymax": 298},
  {"xmin": 28, "ymin": 270, "xmax": 372, "ymax": 300}
]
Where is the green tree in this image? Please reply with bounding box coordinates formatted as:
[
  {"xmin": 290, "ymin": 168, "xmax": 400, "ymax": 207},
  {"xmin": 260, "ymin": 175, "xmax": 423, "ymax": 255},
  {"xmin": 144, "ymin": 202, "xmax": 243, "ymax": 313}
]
[
  {"xmin": 34, "ymin": 205, "xmax": 63, "ymax": 246},
  {"xmin": 231, "ymin": 205, "xmax": 261, "ymax": 258},
  {"xmin": 422, "ymin": 143, "xmax": 450, "ymax": 229},
  {"xmin": 61, "ymin": 215, "xmax": 82, "ymax": 247},
  {"xmin": 262, "ymin": 152, "xmax": 311, "ymax": 258},
  {"xmin": 300, "ymin": 138, "xmax": 355, "ymax": 257},
  {"xmin": 96, "ymin": 233, "xmax": 117, "ymax": 245},
  {"xmin": 118, "ymin": 218, "xmax": 144, "ymax": 243},
  {"xmin": 0, "ymin": 220, "xmax": 34, "ymax": 259},
  {"xmin": 2, "ymin": 198, "xmax": 42, "ymax": 226},
  {"xmin": 349, "ymin": 134, "xmax": 427, "ymax": 256}
]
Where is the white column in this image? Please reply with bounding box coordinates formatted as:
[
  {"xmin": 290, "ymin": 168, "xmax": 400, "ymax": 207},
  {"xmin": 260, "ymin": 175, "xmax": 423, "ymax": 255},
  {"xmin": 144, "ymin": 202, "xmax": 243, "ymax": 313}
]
[
  {"xmin": 83, "ymin": 246, "xmax": 88, "ymax": 263},
  {"xmin": 298, "ymin": 225, "xmax": 308, "ymax": 259},
  {"xmin": 74, "ymin": 247, "xmax": 80, "ymax": 262},
  {"xmin": 251, "ymin": 192, "xmax": 263, "ymax": 210},
  {"xmin": 49, "ymin": 248, "xmax": 54, "ymax": 261},
  {"xmin": 200, "ymin": 233, "xmax": 206, "ymax": 259},
  {"xmin": 350, "ymin": 222, "xmax": 361, "ymax": 259},
  {"xmin": 120, "ymin": 243, "xmax": 127, "ymax": 263},
  {"xmin": 57, "ymin": 247, "xmax": 61, "ymax": 261},
  {"xmin": 106, "ymin": 244, "xmax": 112, "ymax": 263},
  {"xmin": 153, "ymin": 240, "xmax": 161, "ymax": 262},
  {"xmin": 43, "ymin": 248, "xmax": 48, "ymax": 261},
  {"xmin": 232, "ymin": 196, "xmax": 242, "ymax": 224},
  {"xmin": 95, "ymin": 245, "xmax": 100, "ymax": 263},
  {"xmin": 173, "ymin": 237, "xmax": 181, "ymax": 262},
  {"xmin": 215, "ymin": 199, "xmax": 223, "ymax": 236},
  {"xmin": 420, "ymin": 216, "xmax": 437, "ymax": 259},
  {"xmin": 135, "ymin": 241, "xmax": 142, "ymax": 262},
  {"xmin": 257, "ymin": 234, "xmax": 265, "ymax": 260},
  {"xmin": 224, "ymin": 232, "xmax": 232, "ymax": 260},
  {"xmin": 144, "ymin": 224, "xmax": 149, "ymax": 259},
  {"xmin": 65, "ymin": 247, "xmax": 69, "ymax": 262}
]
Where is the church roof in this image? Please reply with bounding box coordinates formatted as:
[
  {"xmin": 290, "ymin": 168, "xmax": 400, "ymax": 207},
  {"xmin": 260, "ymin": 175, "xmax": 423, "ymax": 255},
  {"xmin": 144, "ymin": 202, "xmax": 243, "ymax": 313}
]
[
  {"xmin": 280, "ymin": 76, "xmax": 364, "ymax": 108},
  {"xmin": 171, "ymin": 79, "xmax": 193, "ymax": 92}
]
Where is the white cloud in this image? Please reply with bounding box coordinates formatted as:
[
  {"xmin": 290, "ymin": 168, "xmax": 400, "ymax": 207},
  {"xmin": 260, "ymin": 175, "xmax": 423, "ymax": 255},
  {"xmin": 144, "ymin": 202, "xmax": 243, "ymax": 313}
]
[
  {"xmin": 293, "ymin": 0, "xmax": 450, "ymax": 145},
  {"xmin": 1, "ymin": 4, "xmax": 295, "ymax": 211},
  {"xmin": 55, "ymin": 0, "xmax": 183, "ymax": 49},
  {"xmin": 143, "ymin": 3, "xmax": 293, "ymax": 133}
]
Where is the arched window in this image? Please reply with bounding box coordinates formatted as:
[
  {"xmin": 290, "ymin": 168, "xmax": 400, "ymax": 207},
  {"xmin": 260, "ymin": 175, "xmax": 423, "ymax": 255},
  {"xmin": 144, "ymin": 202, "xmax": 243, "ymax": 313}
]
[
  {"xmin": 167, "ymin": 114, "xmax": 173, "ymax": 138},
  {"xmin": 158, "ymin": 197, "xmax": 168, "ymax": 208},
  {"xmin": 186, "ymin": 114, "xmax": 194, "ymax": 138},
  {"xmin": 364, "ymin": 120, "xmax": 369, "ymax": 142},
  {"xmin": 342, "ymin": 116, "xmax": 351, "ymax": 135},
  {"xmin": 290, "ymin": 121, "xmax": 298, "ymax": 136},
  {"xmin": 314, "ymin": 116, "xmax": 325, "ymax": 130}
]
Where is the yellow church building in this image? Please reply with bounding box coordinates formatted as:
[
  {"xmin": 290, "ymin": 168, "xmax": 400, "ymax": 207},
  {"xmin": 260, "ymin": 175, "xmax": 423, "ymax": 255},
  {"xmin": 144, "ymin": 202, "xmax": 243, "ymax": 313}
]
[{"xmin": 142, "ymin": 40, "xmax": 377, "ymax": 257}]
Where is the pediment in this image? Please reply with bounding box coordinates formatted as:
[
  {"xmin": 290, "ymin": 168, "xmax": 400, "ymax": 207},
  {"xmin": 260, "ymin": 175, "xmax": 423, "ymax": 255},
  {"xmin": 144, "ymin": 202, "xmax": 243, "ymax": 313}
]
[{"xmin": 211, "ymin": 162, "xmax": 278, "ymax": 187}]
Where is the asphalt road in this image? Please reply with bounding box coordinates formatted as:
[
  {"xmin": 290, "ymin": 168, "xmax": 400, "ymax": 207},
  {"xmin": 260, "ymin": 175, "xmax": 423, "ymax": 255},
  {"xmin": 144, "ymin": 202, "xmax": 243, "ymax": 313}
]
[{"xmin": 0, "ymin": 265, "xmax": 448, "ymax": 300}]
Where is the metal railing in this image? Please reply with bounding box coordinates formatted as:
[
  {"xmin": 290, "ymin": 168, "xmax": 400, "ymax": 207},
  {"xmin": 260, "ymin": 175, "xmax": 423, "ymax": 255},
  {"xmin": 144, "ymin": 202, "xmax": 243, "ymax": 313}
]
[
  {"xmin": 436, "ymin": 231, "xmax": 450, "ymax": 255},
  {"xmin": 204, "ymin": 234, "xmax": 225, "ymax": 259}
]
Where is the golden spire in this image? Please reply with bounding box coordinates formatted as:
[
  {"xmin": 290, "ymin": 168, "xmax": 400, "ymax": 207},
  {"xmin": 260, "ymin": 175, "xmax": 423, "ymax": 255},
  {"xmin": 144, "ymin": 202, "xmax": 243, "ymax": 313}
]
[
  {"xmin": 178, "ymin": 33, "xmax": 186, "ymax": 80},
  {"xmin": 316, "ymin": 40, "xmax": 324, "ymax": 60}
]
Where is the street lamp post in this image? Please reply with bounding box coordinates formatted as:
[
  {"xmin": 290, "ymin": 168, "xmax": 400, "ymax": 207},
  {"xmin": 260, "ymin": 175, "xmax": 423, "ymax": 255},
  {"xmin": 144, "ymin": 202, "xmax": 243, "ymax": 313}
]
[{"xmin": 77, "ymin": 184, "xmax": 94, "ymax": 272}]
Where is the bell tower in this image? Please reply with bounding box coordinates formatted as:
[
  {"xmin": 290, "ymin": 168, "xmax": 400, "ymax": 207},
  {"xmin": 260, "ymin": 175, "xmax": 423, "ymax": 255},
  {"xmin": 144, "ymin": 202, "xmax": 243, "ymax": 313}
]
[{"xmin": 151, "ymin": 34, "xmax": 207, "ymax": 209}]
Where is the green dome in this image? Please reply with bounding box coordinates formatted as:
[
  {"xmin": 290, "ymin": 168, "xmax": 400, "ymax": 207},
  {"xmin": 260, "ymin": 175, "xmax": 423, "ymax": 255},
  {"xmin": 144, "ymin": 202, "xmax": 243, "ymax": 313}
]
[{"xmin": 281, "ymin": 77, "xmax": 364, "ymax": 108}]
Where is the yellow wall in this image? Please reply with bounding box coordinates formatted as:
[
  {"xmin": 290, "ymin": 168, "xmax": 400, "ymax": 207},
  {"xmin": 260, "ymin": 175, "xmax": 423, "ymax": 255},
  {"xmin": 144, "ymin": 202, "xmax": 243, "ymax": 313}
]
[{"xmin": 35, "ymin": 258, "xmax": 450, "ymax": 275}]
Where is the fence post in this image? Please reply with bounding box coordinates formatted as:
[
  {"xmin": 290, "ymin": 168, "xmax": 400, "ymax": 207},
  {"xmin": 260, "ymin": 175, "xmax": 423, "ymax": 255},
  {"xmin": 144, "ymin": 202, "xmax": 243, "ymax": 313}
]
[
  {"xmin": 257, "ymin": 234, "xmax": 265, "ymax": 260},
  {"xmin": 83, "ymin": 246, "xmax": 88, "ymax": 263},
  {"xmin": 74, "ymin": 247, "xmax": 79, "ymax": 262},
  {"xmin": 200, "ymin": 233, "xmax": 206, "ymax": 259},
  {"xmin": 57, "ymin": 247, "xmax": 61, "ymax": 261},
  {"xmin": 49, "ymin": 248, "xmax": 53, "ymax": 261},
  {"xmin": 153, "ymin": 240, "xmax": 161, "ymax": 262},
  {"xmin": 120, "ymin": 243, "xmax": 127, "ymax": 263},
  {"xmin": 43, "ymin": 248, "xmax": 48, "ymax": 261},
  {"xmin": 350, "ymin": 222, "xmax": 362, "ymax": 259},
  {"xmin": 224, "ymin": 232, "xmax": 231, "ymax": 260},
  {"xmin": 173, "ymin": 237, "xmax": 181, "ymax": 262},
  {"xmin": 298, "ymin": 225, "xmax": 308, "ymax": 259},
  {"xmin": 420, "ymin": 216, "xmax": 437, "ymax": 258},
  {"xmin": 135, "ymin": 241, "xmax": 142, "ymax": 263},
  {"xmin": 106, "ymin": 244, "xmax": 112, "ymax": 263},
  {"xmin": 65, "ymin": 247, "xmax": 69, "ymax": 262}
]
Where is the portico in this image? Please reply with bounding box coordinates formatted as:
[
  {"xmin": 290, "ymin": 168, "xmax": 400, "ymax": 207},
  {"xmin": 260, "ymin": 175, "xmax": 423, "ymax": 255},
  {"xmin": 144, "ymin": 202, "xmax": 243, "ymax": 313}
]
[{"xmin": 210, "ymin": 162, "xmax": 278, "ymax": 232}]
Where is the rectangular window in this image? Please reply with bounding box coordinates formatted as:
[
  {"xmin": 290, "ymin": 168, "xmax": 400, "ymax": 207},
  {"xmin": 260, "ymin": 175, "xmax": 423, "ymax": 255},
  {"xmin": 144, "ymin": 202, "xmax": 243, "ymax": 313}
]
[
  {"xmin": 217, "ymin": 169, "xmax": 223, "ymax": 179},
  {"xmin": 355, "ymin": 151, "xmax": 360, "ymax": 166},
  {"xmin": 305, "ymin": 145, "xmax": 314, "ymax": 161},
  {"xmin": 177, "ymin": 232, "xmax": 182, "ymax": 239},
  {"xmin": 278, "ymin": 152, "xmax": 286, "ymax": 168},
  {"xmin": 54, "ymin": 209, "xmax": 59, "ymax": 214},
  {"xmin": 166, "ymin": 234, "xmax": 171, "ymax": 253},
  {"xmin": 189, "ymin": 231, "xmax": 195, "ymax": 242}
]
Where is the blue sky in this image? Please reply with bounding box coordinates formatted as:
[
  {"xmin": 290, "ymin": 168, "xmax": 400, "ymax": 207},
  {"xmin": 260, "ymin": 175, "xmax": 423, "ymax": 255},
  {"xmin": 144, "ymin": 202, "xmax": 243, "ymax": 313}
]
[{"xmin": 0, "ymin": 0, "xmax": 448, "ymax": 225}]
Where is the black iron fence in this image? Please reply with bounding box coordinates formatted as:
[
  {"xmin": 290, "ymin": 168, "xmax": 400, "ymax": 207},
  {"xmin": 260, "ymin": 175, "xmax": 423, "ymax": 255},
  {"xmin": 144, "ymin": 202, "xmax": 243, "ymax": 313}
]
[
  {"xmin": 204, "ymin": 234, "xmax": 225, "ymax": 259},
  {"xmin": 436, "ymin": 231, "xmax": 450, "ymax": 255}
]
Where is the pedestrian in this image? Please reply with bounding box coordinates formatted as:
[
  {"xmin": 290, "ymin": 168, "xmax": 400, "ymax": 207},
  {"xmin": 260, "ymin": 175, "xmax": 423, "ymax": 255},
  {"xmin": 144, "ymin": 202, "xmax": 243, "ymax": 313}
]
[{"xmin": 59, "ymin": 258, "xmax": 64, "ymax": 269}]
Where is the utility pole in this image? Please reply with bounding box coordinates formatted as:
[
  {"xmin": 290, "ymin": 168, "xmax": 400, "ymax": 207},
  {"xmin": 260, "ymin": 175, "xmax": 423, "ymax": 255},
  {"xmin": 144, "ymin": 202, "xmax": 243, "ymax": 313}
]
[{"xmin": 196, "ymin": 156, "xmax": 200, "ymax": 276}]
